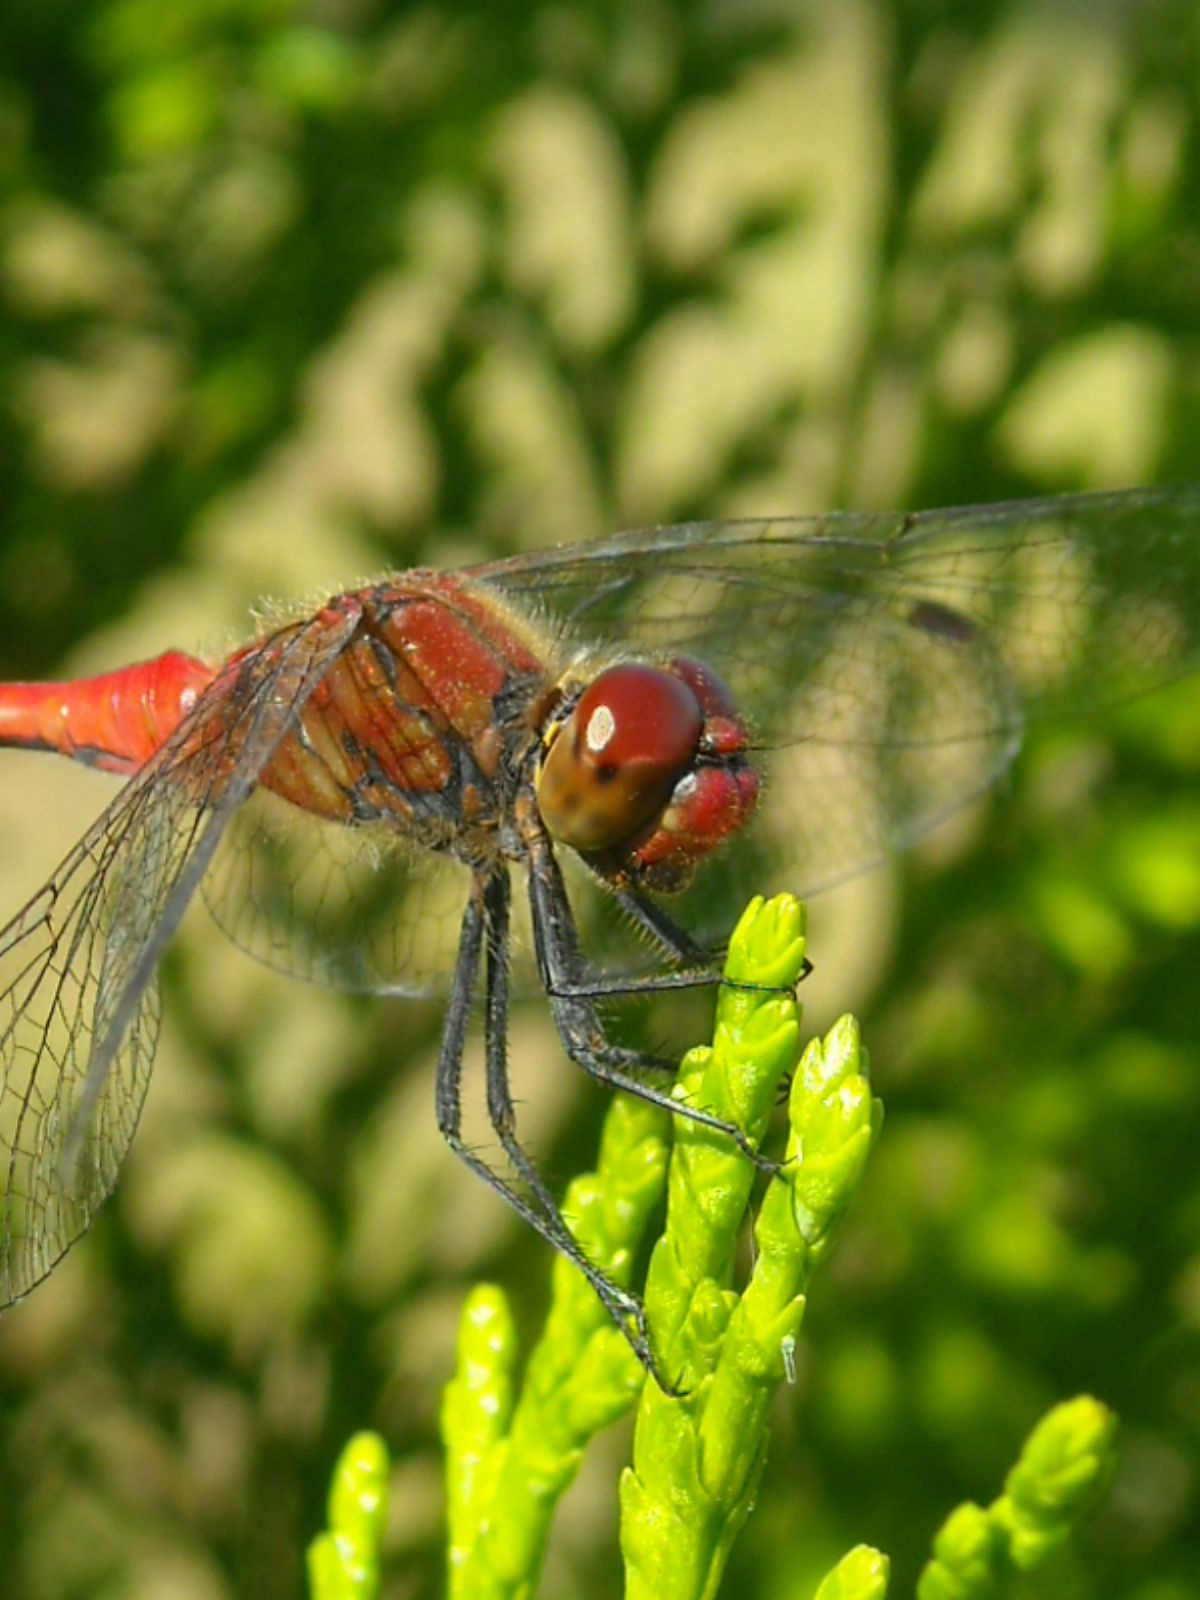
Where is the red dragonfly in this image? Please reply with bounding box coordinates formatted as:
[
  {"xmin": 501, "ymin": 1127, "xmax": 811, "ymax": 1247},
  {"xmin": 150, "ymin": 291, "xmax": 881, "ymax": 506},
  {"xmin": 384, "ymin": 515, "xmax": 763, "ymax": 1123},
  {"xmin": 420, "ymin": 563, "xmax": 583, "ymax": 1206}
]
[{"xmin": 0, "ymin": 484, "xmax": 1197, "ymax": 1370}]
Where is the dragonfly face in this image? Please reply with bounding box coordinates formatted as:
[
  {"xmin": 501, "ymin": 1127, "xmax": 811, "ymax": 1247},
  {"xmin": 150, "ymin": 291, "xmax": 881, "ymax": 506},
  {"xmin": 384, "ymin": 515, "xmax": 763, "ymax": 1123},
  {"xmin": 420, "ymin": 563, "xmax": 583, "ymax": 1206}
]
[{"xmin": 535, "ymin": 657, "xmax": 759, "ymax": 893}]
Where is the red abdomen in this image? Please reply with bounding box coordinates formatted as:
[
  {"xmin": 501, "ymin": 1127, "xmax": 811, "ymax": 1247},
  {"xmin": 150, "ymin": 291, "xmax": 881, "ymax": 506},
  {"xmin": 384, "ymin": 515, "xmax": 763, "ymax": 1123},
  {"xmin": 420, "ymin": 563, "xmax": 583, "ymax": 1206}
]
[{"xmin": 0, "ymin": 650, "xmax": 215, "ymax": 775}]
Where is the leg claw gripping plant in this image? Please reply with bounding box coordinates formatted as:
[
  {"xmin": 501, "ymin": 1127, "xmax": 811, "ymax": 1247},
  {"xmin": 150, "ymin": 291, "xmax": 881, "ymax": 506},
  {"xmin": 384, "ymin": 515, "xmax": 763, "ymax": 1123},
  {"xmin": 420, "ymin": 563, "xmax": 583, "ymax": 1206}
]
[{"xmin": 308, "ymin": 896, "xmax": 1119, "ymax": 1600}]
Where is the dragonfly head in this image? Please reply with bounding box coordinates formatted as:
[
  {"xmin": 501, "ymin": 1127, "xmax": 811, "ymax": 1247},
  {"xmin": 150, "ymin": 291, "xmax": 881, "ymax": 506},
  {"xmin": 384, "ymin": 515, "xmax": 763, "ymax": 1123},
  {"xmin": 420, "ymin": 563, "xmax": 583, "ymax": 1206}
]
[{"xmin": 536, "ymin": 657, "xmax": 759, "ymax": 892}]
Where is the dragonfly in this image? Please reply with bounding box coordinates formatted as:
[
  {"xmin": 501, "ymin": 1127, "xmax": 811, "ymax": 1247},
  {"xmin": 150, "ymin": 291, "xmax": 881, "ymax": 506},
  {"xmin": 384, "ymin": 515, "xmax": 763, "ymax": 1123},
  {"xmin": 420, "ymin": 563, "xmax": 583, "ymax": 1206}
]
[{"xmin": 0, "ymin": 483, "xmax": 1198, "ymax": 1376}]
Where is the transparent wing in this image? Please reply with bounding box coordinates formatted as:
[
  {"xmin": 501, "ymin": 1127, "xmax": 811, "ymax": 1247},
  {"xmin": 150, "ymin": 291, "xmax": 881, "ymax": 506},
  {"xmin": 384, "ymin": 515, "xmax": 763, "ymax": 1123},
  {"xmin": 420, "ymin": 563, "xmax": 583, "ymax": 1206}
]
[
  {"xmin": 0, "ymin": 607, "xmax": 360, "ymax": 1306},
  {"xmin": 201, "ymin": 789, "xmax": 472, "ymax": 997},
  {"xmin": 480, "ymin": 486, "xmax": 1200, "ymax": 897},
  {"xmin": 200, "ymin": 782, "xmax": 577, "ymax": 998}
]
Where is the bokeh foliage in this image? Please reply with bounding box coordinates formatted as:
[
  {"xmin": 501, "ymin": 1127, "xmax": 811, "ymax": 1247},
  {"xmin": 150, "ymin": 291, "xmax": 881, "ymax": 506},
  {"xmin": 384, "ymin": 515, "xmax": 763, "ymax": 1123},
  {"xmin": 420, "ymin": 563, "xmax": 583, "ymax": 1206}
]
[{"xmin": 1, "ymin": 1, "xmax": 1200, "ymax": 1596}]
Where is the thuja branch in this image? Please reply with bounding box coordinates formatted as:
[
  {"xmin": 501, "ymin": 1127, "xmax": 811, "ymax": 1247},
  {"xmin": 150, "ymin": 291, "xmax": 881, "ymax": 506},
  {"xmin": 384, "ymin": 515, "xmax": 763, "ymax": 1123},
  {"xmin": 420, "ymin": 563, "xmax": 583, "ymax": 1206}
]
[
  {"xmin": 441, "ymin": 894, "xmax": 881, "ymax": 1600},
  {"xmin": 622, "ymin": 896, "xmax": 881, "ymax": 1600}
]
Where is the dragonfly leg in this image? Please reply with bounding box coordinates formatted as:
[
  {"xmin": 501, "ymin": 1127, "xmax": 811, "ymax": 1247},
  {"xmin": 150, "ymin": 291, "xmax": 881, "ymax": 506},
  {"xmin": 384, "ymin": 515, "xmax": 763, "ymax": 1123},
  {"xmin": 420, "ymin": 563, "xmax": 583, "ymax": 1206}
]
[
  {"xmin": 611, "ymin": 887, "xmax": 716, "ymax": 965},
  {"xmin": 613, "ymin": 886, "xmax": 812, "ymax": 989},
  {"xmin": 525, "ymin": 829, "xmax": 777, "ymax": 1175},
  {"xmin": 548, "ymin": 966, "xmax": 725, "ymax": 1002},
  {"xmin": 433, "ymin": 879, "xmax": 485, "ymax": 1156},
  {"xmin": 434, "ymin": 873, "xmax": 670, "ymax": 1386},
  {"xmin": 478, "ymin": 872, "xmax": 667, "ymax": 1380},
  {"xmin": 532, "ymin": 884, "xmax": 790, "ymax": 1003}
]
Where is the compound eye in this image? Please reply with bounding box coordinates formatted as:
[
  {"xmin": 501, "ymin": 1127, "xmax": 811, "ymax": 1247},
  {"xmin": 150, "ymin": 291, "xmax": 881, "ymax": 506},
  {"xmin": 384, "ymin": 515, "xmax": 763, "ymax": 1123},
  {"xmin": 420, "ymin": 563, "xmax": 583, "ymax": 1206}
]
[
  {"xmin": 670, "ymin": 655, "xmax": 739, "ymax": 719},
  {"xmin": 537, "ymin": 664, "xmax": 703, "ymax": 852}
]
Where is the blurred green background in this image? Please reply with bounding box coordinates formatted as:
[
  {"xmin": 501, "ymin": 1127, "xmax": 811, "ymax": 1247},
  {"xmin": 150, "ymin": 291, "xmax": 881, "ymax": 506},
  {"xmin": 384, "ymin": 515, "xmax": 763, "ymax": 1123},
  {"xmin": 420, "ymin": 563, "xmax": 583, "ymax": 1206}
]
[{"xmin": 2, "ymin": 1, "xmax": 1200, "ymax": 1595}]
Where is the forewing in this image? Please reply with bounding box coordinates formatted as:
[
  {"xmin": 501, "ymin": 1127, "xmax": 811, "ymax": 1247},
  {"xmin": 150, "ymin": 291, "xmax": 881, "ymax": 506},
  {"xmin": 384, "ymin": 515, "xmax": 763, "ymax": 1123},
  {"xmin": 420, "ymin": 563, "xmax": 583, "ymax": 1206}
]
[
  {"xmin": 0, "ymin": 607, "xmax": 360, "ymax": 1307},
  {"xmin": 482, "ymin": 486, "xmax": 1200, "ymax": 897}
]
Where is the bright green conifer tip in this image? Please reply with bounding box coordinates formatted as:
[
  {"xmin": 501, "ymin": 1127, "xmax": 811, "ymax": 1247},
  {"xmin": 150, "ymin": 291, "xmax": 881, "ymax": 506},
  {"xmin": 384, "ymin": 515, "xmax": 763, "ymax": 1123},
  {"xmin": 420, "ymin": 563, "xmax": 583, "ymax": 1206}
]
[
  {"xmin": 814, "ymin": 1546, "xmax": 892, "ymax": 1600},
  {"xmin": 307, "ymin": 1430, "xmax": 390, "ymax": 1600},
  {"xmin": 917, "ymin": 1395, "xmax": 1118, "ymax": 1599}
]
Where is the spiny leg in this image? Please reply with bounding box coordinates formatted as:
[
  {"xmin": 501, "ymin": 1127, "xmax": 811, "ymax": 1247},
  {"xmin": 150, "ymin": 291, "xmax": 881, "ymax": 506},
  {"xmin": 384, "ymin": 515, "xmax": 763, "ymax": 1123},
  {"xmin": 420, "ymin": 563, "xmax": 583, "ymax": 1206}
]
[
  {"xmin": 479, "ymin": 871, "xmax": 659, "ymax": 1367},
  {"xmin": 612, "ymin": 885, "xmax": 715, "ymax": 966},
  {"xmin": 524, "ymin": 822, "xmax": 776, "ymax": 1173},
  {"xmin": 436, "ymin": 877, "xmax": 570, "ymax": 1247},
  {"xmin": 434, "ymin": 879, "xmax": 485, "ymax": 1158},
  {"xmin": 434, "ymin": 874, "xmax": 662, "ymax": 1376},
  {"xmin": 610, "ymin": 883, "xmax": 811, "ymax": 990},
  {"xmin": 524, "ymin": 880, "xmax": 787, "ymax": 1005},
  {"xmin": 553, "ymin": 883, "xmax": 724, "ymax": 1002}
]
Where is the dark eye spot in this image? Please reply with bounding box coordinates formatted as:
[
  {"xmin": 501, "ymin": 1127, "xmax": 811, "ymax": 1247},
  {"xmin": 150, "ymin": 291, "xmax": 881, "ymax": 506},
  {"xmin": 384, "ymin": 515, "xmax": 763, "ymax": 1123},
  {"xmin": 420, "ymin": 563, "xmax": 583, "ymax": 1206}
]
[{"xmin": 595, "ymin": 763, "xmax": 618, "ymax": 784}]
